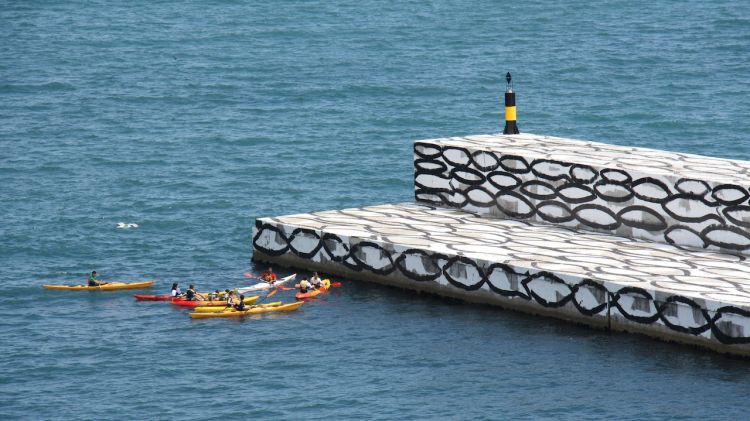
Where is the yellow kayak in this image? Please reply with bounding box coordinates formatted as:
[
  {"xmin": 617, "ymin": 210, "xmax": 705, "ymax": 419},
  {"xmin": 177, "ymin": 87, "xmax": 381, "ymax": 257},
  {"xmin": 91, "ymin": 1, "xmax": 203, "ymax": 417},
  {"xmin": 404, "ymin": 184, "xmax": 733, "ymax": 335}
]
[
  {"xmin": 43, "ymin": 281, "xmax": 155, "ymax": 291},
  {"xmin": 190, "ymin": 301, "xmax": 304, "ymax": 319},
  {"xmin": 193, "ymin": 301, "xmax": 283, "ymax": 313},
  {"xmin": 171, "ymin": 295, "xmax": 259, "ymax": 308}
]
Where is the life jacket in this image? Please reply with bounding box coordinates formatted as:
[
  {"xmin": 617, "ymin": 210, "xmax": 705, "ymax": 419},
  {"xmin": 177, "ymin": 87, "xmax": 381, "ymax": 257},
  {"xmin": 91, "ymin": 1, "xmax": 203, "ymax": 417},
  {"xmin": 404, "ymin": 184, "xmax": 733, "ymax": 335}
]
[
  {"xmin": 300, "ymin": 280, "xmax": 310, "ymax": 291},
  {"xmin": 262, "ymin": 272, "xmax": 276, "ymax": 282},
  {"xmin": 186, "ymin": 289, "xmax": 196, "ymax": 300}
]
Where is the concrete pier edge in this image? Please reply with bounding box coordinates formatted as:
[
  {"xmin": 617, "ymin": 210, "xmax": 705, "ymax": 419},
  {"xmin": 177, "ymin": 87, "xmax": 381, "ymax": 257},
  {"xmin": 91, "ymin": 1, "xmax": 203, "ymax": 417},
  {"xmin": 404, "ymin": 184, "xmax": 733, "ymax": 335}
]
[
  {"xmin": 252, "ymin": 250, "xmax": 747, "ymax": 357},
  {"xmin": 253, "ymin": 132, "xmax": 750, "ymax": 357}
]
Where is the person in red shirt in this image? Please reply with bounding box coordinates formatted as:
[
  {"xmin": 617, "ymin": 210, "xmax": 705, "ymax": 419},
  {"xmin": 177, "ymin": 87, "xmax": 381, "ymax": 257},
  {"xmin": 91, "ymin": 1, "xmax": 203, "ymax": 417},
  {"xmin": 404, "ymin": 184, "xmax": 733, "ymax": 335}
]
[{"xmin": 259, "ymin": 267, "xmax": 277, "ymax": 283}]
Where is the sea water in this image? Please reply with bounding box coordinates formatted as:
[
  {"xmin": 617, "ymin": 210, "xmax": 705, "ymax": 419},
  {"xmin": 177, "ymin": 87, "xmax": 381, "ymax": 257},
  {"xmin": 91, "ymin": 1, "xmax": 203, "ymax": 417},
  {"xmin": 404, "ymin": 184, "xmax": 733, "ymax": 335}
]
[{"xmin": 1, "ymin": 1, "xmax": 749, "ymax": 419}]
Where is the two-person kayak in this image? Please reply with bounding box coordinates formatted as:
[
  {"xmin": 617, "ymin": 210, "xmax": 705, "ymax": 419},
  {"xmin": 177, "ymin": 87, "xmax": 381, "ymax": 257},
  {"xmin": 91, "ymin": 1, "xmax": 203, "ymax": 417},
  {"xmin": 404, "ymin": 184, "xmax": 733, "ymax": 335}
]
[
  {"xmin": 190, "ymin": 301, "xmax": 304, "ymax": 319},
  {"xmin": 43, "ymin": 281, "xmax": 155, "ymax": 291},
  {"xmin": 295, "ymin": 279, "xmax": 331, "ymax": 300}
]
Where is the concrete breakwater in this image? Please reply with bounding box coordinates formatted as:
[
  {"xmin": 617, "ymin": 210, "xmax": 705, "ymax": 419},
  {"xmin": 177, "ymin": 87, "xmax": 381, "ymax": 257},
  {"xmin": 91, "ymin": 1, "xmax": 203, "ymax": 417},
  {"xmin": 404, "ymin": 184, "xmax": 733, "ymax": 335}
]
[{"xmin": 253, "ymin": 133, "xmax": 750, "ymax": 356}]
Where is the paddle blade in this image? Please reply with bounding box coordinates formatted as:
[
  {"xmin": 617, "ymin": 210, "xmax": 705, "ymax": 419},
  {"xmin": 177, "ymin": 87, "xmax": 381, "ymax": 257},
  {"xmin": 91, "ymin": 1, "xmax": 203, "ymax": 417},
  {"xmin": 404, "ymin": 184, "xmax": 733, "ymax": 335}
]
[
  {"xmin": 331, "ymin": 282, "xmax": 342, "ymax": 288},
  {"xmin": 243, "ymin": 273, "xmax": 254, "ymax": 278},
  {"xmin": 277, "ymin": 285, "xmax": 293, "ymax": 291},
  {"xmin": 267, "ymin": 288, "xmax": 278, "ymax": 297}
]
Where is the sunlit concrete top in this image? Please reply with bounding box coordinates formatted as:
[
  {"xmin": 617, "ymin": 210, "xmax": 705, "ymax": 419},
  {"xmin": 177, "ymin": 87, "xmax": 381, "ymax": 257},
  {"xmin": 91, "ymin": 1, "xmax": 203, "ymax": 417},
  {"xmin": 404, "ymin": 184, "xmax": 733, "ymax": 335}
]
[{"xmin": 419, "ymin": 133, "xmax": 750, "ymax": 185}]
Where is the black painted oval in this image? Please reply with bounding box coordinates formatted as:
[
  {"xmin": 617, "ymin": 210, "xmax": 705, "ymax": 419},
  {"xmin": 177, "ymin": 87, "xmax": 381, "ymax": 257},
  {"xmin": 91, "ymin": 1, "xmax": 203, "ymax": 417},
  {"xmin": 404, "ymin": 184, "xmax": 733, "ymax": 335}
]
[
  {"xmin": 530, "ymin": 159, "xmax": 570, "ymax": 181},
  {"xmin": 520, "ymin": 180, "xmax": 557, "ymax": 200},
  {"xmin": 712, "ymin": 184, "xmax": 750, "ymax": 206},
  {"xmin": 469, "ymin": 150, "xmax": 500, "ymax": 172},
  {"xmin": 536, "ymin": 200, "xmax": 574, "ymax": 223},
  {"xmin": 414, "ymin": 158, "xmax": 447, "ymax": 175},
  {"xmin": 617, "ymin": 205, "xmax": 668, "ymax": 231},
  {"xmin": 569, "ymin": 164, "xmax": 598, "ymax": 184},
  {"xmin": 450, "ymin": 165, "xmax": 486, "ymax": 185},
  {"xmin": 414, "ymin": 142, "xmax": 442, "ymax": 160},
  {"xmin": 498, "ymin": 154, "xmax": 531, "ymax": 174},
  {"xmin": 631, "ymin": 177, "xmax": 672, "ymax": 203},
  {"xmin": 442, "ymin": 146, "xmax": 471, "ymax": 166},
  {"xmin": 572, "ymin": 204, "xmax": 620, "ymax": 230},
  {"xmin": 594, "ymin": 181, "xmax": 634, "ymax": 202},
  {"xmin": 723, "ymin": 205, "xmax": 750, "ymax": 228},
  {"xmin": 556, "ymin": 183, "xmax": 596, "ymax": 204},
  {"xmin": 601, "ymin": 168, "xmax": 632, "ymax": 184},
  {"xmin": 495, "ymin": 191, "xmax": 536, "ymax": 219},
  {"xmin": 675, "ymin": 178, "xmax": 710, "ymax": 196}
]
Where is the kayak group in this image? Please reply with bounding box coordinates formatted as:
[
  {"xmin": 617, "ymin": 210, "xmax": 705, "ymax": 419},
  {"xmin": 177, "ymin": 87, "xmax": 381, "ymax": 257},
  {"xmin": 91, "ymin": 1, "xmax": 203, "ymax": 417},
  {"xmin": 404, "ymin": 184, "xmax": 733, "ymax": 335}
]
[{"xmin": 42, "ymin": 266, "xmax": 339, "ymax": 320}]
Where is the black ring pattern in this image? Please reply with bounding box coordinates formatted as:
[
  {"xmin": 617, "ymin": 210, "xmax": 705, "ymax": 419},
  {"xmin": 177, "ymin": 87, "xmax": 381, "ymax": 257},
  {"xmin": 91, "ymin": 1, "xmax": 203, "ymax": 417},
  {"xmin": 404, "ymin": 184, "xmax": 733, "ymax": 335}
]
[
  {"xmin": 414, "ymin": 137, "xmax": 750, "ymax": 255},
  {"xmin": 252, "ymin": 204, "xmax": 750, "ymax": 346}
]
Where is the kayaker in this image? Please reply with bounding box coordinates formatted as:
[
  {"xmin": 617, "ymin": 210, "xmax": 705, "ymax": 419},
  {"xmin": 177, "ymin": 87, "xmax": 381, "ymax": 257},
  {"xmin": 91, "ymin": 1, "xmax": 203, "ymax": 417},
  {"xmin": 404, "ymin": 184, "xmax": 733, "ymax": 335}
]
[
  {"xmin": 87, "ymin": 271, "xmax": 107, "ymax": 287},
  {"xmin": 207, "ymin": 289, "xmax": 221, "ymax": 301},
  {"xmin": 185, "ymin": 284, "xmax": 204, "ymax": 301},
  {"xmin": 259, "ymin": 267, "xmax": 277, "ymax": 283},
  {"xmin": 226, "ymin": 291, "xmax": 238, "ymax": 307},
  {"xmin": 310, "ymin": 272, "xmax": 322, "ymax": 289},
  {"xmin": 299, "ymin": 277, "xmax": 311, "ymax": 294},
  {"xmin": 171, "ymin": 282, "xmax": 182, "ymax": 297},
  {"xmin": 233, "ymin": 294, "xmax": 247, "ymax": 311}
]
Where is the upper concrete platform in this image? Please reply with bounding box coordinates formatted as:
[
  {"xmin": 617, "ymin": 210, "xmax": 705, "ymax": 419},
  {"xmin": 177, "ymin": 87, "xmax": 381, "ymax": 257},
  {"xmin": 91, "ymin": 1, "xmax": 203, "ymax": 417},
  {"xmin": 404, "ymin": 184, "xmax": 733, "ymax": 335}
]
[
  {"xmin": 418, "ymin": 133, "xmax": 750, "ymax": 184},
  {"xmin": 414, "ymin": 133, "xmax": 750, "ymax": 256}
]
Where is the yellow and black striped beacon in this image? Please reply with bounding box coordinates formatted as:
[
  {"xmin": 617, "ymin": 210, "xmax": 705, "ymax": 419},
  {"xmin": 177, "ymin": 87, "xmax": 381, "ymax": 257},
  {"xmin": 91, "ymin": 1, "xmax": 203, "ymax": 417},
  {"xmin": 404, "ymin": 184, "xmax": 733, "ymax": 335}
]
[{"xmin": 503, "ymin": 72, "xmax": 520, "ymax": 134}]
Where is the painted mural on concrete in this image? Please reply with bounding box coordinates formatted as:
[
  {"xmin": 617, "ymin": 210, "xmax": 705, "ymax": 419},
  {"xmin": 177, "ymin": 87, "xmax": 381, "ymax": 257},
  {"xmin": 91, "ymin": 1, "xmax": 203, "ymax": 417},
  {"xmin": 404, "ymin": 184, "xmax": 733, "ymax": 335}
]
[
  {"xmin": 253, "ymin": 203, "xmax": 750, "ymax": 346},
  {"xmin": 414, "ymin": 133, "xmax": 750, "ymax": 256}
]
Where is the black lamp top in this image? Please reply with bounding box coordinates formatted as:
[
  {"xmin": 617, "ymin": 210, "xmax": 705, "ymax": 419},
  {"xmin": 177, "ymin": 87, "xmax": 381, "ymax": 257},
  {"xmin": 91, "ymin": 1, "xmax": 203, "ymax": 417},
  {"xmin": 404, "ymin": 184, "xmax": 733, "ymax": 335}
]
[{"xmin": 505, "ymin": 72, "xmax": 512, "ymax": 85}]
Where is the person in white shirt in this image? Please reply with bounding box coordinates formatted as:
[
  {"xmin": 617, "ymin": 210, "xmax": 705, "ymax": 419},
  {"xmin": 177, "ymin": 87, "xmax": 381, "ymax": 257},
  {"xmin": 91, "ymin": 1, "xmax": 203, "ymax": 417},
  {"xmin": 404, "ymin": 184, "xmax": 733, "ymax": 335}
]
[
  {"xmin": 310, "ymin": 272, "xmax": 322, "ymax": 289},
  {"xmin": 299, "ymin": 277, "xmax": 311, "ymax": 294},
  {"xmin": 171, "ymin": 282, "xmax": 181, "ymax": 297}
]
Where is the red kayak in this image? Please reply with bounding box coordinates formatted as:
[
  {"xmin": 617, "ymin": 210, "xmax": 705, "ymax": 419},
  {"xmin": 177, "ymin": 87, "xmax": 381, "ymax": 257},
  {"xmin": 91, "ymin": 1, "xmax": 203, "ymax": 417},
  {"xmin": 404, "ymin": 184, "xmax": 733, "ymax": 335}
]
[{"xmin": 134, "ymin": 294, "xmax": 173, "ymax": 301}]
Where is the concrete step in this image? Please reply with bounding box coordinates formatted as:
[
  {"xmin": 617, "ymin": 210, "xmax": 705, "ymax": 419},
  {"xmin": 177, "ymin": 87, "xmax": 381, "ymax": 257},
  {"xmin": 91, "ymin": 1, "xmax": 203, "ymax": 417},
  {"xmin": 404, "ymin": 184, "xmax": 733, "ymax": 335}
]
[
  {"xmin": 253, "ymin": 202, "xmax": 750, "ymax": 356},
  {"xmin": 414, "ymin": 133, "xmax": 750, "ymax": 256}
]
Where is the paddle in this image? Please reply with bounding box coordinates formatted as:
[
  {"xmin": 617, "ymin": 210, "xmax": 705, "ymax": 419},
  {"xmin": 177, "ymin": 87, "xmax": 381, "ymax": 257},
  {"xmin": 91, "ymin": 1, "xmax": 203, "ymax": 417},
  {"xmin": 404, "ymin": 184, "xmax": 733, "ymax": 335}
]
[
  {"xmin": 243, "ymin": 272, "xmax": 254, "ymax": 278},
  {"xmin": 267, "ymin": 288, "xmax": 278, "ymax": 298}
]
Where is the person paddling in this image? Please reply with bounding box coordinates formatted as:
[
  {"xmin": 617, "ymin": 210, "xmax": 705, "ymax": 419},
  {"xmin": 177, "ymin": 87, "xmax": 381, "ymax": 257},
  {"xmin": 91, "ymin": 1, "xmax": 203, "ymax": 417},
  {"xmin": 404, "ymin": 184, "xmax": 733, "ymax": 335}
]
[
  {"xmin": 171, "ymin": 282, "xmax": 182, "ymax": 297},
  {"xmin": 185, "ymin": 284, "xmax": 204, "ymax": 301},
  {"xmin": 87, "ymin": 271, "xmax": 107, "ymax": 287},
  {"xmin": 259, "ymin": 267, "xmax": 277, "ymax": 284},
  {"xmin": 299, "ymin": 277, "xmax": 311, "ymax": 294},
  {"xmin": 233, "ymin": 294, "xmax": 247, "ymax": 311},
  {"xmin": 310, "ymin": 272, "xmax": 322, "ymax": 289}
]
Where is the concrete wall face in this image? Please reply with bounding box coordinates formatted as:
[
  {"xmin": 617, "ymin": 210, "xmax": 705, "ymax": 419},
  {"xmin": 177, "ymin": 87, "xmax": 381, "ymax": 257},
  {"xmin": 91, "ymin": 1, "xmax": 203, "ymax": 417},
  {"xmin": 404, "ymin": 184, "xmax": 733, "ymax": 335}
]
[
  {"xmin": 253, "ymin": 216, "xmax": 750, "ymax": 354},
  {"xmin": 414, "ymin": 137, "xmax": 750, "ymax": 256}
]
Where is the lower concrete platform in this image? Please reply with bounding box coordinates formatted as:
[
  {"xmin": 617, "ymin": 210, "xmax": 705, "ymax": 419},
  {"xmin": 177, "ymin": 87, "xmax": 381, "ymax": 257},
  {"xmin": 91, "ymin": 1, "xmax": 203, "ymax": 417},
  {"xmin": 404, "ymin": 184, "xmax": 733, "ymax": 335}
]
[{"xmin": 252, "ymin": 202, "xmax": 750, "ymax": 356}]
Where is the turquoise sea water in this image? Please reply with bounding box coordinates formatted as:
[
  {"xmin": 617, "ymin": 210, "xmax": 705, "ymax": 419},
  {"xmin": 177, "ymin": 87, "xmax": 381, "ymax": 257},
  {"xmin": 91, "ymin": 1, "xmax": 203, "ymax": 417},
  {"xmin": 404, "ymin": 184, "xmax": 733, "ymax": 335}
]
[{"xmin": 2, "ymin": 0, "xmax": 749, "ymax": 419}]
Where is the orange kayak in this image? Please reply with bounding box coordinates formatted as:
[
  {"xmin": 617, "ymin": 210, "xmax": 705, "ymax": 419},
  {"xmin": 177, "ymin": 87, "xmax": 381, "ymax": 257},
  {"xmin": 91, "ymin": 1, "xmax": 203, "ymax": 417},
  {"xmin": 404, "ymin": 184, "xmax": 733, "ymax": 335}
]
[
  {"xmin": 295, "ymin": 279, "xmax": 331, "ymax": 300},
  {"xmin": 43, "ymin": 281, "xmax": 155, "ymax": 291}
]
